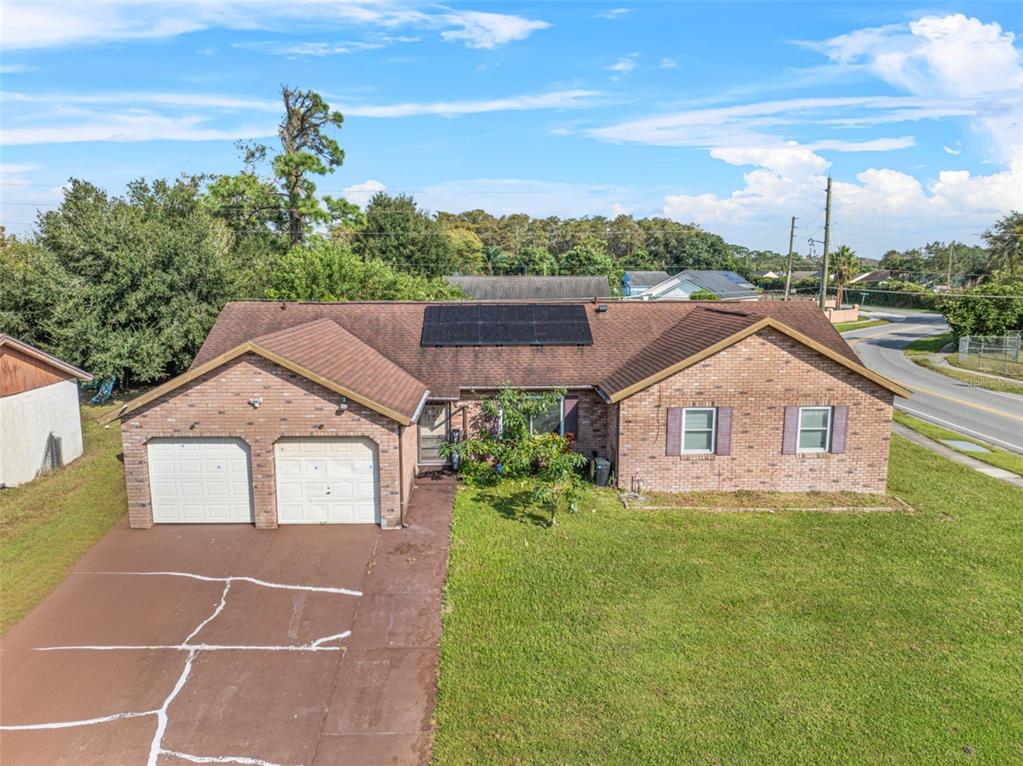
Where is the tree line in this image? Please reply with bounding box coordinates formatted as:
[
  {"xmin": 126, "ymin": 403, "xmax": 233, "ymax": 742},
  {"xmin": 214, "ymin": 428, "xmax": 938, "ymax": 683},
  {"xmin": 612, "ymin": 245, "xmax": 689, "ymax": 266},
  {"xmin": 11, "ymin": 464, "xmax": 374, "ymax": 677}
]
[{"xmin": 1, "ymin": 85, "xmax": 1019, "ymax": 385}]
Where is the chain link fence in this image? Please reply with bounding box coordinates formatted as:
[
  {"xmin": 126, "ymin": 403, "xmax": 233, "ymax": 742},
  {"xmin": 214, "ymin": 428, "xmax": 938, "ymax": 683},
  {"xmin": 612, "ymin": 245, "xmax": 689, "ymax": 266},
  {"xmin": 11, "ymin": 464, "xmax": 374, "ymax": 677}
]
[{"xmin": 957, "ymin": 334, "xmax": 1023, "ymax": 378}]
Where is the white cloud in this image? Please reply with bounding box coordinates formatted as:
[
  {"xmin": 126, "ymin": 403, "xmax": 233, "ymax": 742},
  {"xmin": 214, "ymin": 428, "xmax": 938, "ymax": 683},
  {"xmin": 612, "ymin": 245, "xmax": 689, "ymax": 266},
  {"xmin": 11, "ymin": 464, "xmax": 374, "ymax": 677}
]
[
  {"xmin": 342, "ymin": 179, "xmax": 387, "ymax": 207},
  {"xmin": 233, "ymin": 39, "xmax": 393, "ymax": 57},
  {"xmin": 592, "ymin": 14, "xmax": 1022, "ymax": 252},
  {"xmin": 607, "ymin": 54, "xmax": 638, "ymax": 74},
  {"xmin": 2, "ymin": 88, "xmax": 601, "ymax": 145},
  {"xmin": 807, "ymin": 137, "xmax": 915, "ymax": 152},
  {"xmin": 943, "ymin": 143, "xmax": 961, "ymax": 156},
  {"xmin": 659, "ymin": 57, "xmax": 678, "ymax": 70},
  {"xmin": 596, "ymin": 8, "xmax": 632, "ymax": 21},
  {"xmin": 817, "ymin": 13, "xmax": 1022, "ymax": 99},
  {"xmin": 340, "ymin": 89, "xmax": 601, "ymax": 118},
  {"xmin": 662, "ymin": 143, "xmax": 1022, "ymax": 254},
  {"xmin": 0, "ymin": 1, "xmax": 549, "ymax": 51},
  {"xmin": 813, "ymin": 13, "xmax": 1022, "ymax": 164},
  {"xmin": 440, "ymin": 11, "xmax": 550, "ymax": 49},
  {"xmin": 2, "ymin": 90, "xmax": 280, "ymax": 111},
  {"xmin": 0, "ymin": 63, "xmax": 35, "ymax": 74},
  {"xmin": 589, "ymin": 95, "xmax": 963, "ymax": 148},
  {"xmin": 0, "ymin": 112, "xmax": 273, "ymax": 145}
]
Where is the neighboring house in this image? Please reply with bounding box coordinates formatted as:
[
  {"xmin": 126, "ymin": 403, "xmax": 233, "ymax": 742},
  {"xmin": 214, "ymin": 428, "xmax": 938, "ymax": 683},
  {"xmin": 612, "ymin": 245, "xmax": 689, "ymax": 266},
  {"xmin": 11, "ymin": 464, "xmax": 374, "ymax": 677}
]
[
  {"xmin": 849, "ymin": 270, "xmax": 892, "ymax": 285},
  {"xmin": 752, "ymin": 270, "xmax": 782, "ymax": 280},
  {"xmin": 788, "ymin": 270, "xmax": 819, "ymax": 283},
  {"xmin": 104, "ymin": 301, "xmax": 908, "ymax": 530},
  {"xmin": 0, "ymin": 335, "xmax": 92, "ymax": 488},
  {"xmin": 446, "ymin": 275, "xmax": 611, "ymax": 300},
  {"xmin": 632, "ymin": 270, "xmax": 760, "ymax": 301},
  {"xmin": 621, "ymin": 271, "xmax": 670, "ymax": 297}
]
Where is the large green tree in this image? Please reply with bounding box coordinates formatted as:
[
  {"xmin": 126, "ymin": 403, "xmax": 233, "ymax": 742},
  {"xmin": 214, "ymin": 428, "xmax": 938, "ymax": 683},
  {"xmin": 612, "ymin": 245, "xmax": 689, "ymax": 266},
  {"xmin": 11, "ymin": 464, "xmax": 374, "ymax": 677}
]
[
  {"xmin": 32, "ymin": 178, "xmax": 243, "ymax": 383},
  {"xmin": 204, "ymin": 87, "xmax": 347, "ymax": 247},
  {"xmin": 266, "ymin": 238, "xmax": 462, "ymax": 301},
  {"xmin": 984, "ymin": 211, "xmax": 1022, "ymax": 279},
  {"xmin": 354, "ymin": 193, "xmax": 456, "ymax": 277}
]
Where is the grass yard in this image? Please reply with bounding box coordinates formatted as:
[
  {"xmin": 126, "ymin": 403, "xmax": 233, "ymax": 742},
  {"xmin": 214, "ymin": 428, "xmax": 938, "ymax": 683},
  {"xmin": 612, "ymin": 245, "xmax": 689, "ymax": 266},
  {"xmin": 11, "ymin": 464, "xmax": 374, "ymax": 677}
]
[
  {"xmin": 834, "ymin": 318, "xmax": 889, "ymax": 333},
  {"xmin": 894, "ymin": 411, "xmax": 1023, "ymax": 476},
  {"xmin": 0, "ymin": 400, "xmax": 127, "ymax": 633},
  {"xmin": 435, "ymin": 437, "xmax": 1023, "ymax": 764}
]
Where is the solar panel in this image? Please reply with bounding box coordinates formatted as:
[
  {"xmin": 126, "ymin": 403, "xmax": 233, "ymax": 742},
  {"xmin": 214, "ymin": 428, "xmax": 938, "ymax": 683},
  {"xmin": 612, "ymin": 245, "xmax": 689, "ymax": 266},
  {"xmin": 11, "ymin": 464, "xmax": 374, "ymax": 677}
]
[{"xmin": 421, "ymin": 304, "xmax": 593, "ymax": 347}]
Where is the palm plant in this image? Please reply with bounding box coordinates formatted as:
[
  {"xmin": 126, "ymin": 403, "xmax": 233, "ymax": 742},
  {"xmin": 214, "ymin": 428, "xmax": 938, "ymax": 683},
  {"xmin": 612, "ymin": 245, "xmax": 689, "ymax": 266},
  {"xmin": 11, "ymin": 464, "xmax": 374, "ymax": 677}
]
[{"xmin": 833, "ymin": 245, "xmax": 860, "ymax": 307}]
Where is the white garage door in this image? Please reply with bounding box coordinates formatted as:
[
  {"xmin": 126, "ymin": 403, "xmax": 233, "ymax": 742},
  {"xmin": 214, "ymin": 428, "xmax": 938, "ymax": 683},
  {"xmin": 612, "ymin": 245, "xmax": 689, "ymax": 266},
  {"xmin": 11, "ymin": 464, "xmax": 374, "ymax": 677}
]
[
  {"xmin": 148, "ymin": 438, "xmax": 253, "ymax": 523},
  {"xmin": 275, "ymin": 438, "xmax": 379, "ymax": 524}
]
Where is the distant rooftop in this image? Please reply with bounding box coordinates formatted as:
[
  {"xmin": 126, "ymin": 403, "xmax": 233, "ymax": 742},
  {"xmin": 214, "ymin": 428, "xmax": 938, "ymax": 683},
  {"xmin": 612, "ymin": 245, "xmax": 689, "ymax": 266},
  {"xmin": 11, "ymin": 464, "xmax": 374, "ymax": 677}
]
[{"xmin": 445, "ymin": 275, "xmax": 612, "ymax": 300}]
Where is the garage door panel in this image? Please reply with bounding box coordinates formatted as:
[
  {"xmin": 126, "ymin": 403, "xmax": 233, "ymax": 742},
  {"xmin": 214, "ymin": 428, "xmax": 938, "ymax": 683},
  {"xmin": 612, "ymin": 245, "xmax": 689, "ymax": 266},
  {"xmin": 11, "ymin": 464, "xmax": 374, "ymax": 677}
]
[
  {"xmin": 274, "ymin": 438, "xmax": 379, "ymax": 525},
  {"xmin": 149, "ymin": 439, "xmax": 253, "ymax": 524}
]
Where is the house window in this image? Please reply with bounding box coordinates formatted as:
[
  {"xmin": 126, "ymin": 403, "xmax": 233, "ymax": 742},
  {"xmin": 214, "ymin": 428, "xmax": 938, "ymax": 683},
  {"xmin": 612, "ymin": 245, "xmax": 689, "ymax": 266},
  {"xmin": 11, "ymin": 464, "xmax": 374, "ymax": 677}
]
[
  {"xmin": 529, "ymin": 397, "xmax": 564, "ymax": 435},
  {"xmin": 682, "ymin": 407, "xmax": 716, "ymax": 453},
  {"xmin": 798, "ymin": 407, "xmax": 832, "ymax": 452},
  {"xmin": 499, "ymin": 397, "xmax": 565, "ymax": 437}
]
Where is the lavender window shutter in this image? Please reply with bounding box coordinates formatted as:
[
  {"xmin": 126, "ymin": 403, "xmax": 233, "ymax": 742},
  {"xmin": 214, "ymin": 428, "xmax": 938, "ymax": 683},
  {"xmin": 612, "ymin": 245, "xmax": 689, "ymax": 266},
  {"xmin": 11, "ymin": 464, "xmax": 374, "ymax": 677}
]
[
  {"xmin": 830, "ymin": 405, "xmax": 848, "ymax": 453},
  {"xmin": 715, "ymin": 407, "xmax": 732, "ymax": 456},
  {"xmin": 666, "ymin": 407, "xmax": 682, "ymax": 456},
  {"xmin": 782, "ymin": 406, "xmax": 799, "ymax": 454},
  {"xmin": 563, "ymin": 395, "xmax": 579, "ymax": 437}
]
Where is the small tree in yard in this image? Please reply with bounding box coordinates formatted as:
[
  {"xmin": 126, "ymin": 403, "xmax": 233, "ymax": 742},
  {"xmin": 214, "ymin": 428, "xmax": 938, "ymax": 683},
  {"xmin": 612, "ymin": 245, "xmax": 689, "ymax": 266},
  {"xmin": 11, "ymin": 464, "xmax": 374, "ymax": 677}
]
[{"xmin": 442, "ymin": 388, "xmax": 588, "ymax": 526}]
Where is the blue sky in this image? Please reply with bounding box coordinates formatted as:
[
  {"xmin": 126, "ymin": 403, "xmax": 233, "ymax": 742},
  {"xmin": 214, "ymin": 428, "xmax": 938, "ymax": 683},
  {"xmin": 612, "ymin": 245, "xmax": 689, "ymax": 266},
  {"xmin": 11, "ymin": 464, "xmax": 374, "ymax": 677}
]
[{"xmin": 1, "ymin": 1, "xmax": 1021, "ymax": 256}]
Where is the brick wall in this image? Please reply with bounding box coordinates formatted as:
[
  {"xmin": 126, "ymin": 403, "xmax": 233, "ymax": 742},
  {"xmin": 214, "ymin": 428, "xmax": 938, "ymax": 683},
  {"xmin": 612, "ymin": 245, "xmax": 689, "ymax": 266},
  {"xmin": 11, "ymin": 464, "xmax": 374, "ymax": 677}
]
[
  {"xmin": 617, "ymin": 328, "xmax": 893, "ymax": 494},
  {"xmin": 120, "ymin": 354, "xmax": 405, "ymax": 529}
]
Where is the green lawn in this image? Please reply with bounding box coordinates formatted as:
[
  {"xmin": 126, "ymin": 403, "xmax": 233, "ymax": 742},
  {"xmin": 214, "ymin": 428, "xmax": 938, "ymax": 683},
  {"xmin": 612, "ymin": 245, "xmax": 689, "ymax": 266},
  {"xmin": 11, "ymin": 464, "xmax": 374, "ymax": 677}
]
[
  {"xmin": 905, "ymin": 332, "xmax": 953, "ymax": 355},
  {"xmin": 894, "ymin": 411, "xmax": 1023, "ymax": 476},
  {"xmin": 834, "ymin": 318, "xmax": 889, "ymax": 333},
  {"xmin": 435, "ymin": 438, "xmax": 1023, "ymax": 764},
  {"xmin": 0, "ymin": 400, "xmax": 127, "ymax": 633}
]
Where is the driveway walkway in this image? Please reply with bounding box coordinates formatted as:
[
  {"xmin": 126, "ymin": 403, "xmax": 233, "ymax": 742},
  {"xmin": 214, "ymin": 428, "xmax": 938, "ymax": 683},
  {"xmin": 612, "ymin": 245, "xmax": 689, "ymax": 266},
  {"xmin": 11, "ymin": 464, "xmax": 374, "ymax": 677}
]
[{"xmin": 0, "ymin": 474, "xmax": 455, "ymax": 766}]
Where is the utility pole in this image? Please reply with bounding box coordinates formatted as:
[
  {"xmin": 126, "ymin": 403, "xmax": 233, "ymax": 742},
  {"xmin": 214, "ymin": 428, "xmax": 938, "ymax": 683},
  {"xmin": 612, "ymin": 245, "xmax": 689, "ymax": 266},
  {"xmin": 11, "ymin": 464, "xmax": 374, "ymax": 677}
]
[
  {"xmin": 784, "ymin": 215, "xmax": 797, "ymax": 300},
  {"xmin": 819, "ymin": 176, "xmax": 832, "ymax": 310},
  {"xmin": 947, "ymin": 242, "xmax": 955, "ymax": 288}
]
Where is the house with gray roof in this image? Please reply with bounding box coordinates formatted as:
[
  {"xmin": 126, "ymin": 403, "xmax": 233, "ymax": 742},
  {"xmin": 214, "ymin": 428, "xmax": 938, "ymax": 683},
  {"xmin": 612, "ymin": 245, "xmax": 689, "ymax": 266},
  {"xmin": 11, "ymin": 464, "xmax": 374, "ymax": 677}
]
[
  {"xmin": 629, "ymin": 270, "xmax": 761, "ymax": 301},
  {"xmin": 446, "ymin": 275, "xmax": 611, "ymax": 300}
]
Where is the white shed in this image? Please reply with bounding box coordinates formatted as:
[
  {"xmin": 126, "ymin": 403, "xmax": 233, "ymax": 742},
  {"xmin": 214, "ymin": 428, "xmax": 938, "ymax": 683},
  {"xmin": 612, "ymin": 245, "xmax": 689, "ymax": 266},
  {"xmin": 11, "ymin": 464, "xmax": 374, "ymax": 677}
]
[{"xmin": 0, "ymin": 335, "xmax": 92, "ymax": 488}]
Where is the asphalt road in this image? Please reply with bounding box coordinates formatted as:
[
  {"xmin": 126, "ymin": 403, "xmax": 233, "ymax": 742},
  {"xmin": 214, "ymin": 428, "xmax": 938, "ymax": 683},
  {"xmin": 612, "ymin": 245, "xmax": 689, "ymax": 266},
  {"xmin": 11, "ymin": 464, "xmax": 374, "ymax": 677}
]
[{"xmin": 843, "ymin": 309, "xmax": 1023, "ymax": 454}]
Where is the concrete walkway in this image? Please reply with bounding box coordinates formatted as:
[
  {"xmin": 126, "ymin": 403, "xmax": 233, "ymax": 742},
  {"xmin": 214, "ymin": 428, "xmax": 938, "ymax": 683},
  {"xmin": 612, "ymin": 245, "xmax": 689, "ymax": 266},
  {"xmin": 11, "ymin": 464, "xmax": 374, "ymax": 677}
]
[
  {"xmin": 893, "ymin": 423, "xmax": 1023, "ymax": 489},
  {"xmin": 314, "ymin": 472, "xmax": 456, "ymax": 766}
]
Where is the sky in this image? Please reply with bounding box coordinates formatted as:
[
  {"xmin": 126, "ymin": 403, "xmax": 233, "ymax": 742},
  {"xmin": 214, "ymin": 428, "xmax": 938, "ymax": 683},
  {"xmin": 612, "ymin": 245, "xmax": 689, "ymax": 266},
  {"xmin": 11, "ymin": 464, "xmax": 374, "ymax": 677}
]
[{"xmin": 1, "ymin": 1, "xmax": 1021, "ymax": 257}]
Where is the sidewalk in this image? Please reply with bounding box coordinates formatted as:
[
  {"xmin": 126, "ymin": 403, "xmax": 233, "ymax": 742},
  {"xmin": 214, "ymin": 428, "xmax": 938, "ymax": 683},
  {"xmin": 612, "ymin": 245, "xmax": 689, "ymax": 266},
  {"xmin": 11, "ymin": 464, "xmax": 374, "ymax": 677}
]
[{"xmin": 893, "ymin": 422, "xmax": 1023, "ymax": 489}]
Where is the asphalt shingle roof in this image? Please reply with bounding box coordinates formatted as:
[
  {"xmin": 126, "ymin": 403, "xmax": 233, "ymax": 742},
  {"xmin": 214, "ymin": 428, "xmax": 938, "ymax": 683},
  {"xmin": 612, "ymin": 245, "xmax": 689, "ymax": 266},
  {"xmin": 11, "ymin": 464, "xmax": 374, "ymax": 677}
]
[
  {"xmin": 251, "ymin": 319, "xmax": 428, "ymax": 421},
  {"xmin": 193, "ymin": 300, "xmax": 861, "ymax": 401}
]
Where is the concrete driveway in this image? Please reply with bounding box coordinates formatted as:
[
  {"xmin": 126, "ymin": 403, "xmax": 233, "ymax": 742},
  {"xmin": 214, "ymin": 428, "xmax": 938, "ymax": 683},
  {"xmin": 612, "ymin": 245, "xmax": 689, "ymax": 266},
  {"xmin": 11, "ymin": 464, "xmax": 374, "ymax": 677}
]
[{"xmin": 0, "ymin": 475, "xmax": 454, "ymax": 766}]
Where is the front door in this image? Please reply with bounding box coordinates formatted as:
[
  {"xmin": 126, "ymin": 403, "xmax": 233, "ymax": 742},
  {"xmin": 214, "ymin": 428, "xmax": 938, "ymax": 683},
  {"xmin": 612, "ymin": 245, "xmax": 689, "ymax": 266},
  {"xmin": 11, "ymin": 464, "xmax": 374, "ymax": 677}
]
[{"xmin": 418, "ymin": 404, "xmax": 449, "ymax": 465}]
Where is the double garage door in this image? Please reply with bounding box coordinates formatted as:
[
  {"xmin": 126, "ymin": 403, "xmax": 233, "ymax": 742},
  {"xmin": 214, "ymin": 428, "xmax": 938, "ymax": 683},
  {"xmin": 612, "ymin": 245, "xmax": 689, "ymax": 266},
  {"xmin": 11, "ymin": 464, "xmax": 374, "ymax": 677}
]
[{"xmin": 148, "ymin": 437, "xmax": 379, "ymax": 525}]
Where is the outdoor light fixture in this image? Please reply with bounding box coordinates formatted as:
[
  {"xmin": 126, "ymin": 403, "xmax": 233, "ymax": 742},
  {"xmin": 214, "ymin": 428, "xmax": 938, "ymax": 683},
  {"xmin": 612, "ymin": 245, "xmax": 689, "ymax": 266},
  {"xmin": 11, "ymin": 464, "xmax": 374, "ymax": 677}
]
[
  {"xmin": 338, "ymin": 396, "xmax": 349, "ymax": 411},
  {"xmin": 248, "ymin": 398, "xmax": 262, "ymax": 409}
]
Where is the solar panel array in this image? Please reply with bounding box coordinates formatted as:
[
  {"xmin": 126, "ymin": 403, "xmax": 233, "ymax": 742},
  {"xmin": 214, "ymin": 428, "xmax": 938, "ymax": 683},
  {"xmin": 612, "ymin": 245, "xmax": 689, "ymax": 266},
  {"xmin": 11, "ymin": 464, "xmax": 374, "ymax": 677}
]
[{"xmin": 421, "ymin": 304, "xmax": 593, "ymax": 347}]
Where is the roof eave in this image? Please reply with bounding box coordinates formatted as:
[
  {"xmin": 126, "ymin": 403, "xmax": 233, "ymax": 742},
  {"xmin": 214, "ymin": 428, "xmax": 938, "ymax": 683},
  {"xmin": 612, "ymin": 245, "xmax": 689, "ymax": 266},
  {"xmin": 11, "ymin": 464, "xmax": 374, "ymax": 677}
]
[
  {"xmin": 99, "ymin": 341, "xmax": 423, "ymax": 427},
  {"xmin": 603, "ymin": 317, "xmax": 910, "ymax": 403}
]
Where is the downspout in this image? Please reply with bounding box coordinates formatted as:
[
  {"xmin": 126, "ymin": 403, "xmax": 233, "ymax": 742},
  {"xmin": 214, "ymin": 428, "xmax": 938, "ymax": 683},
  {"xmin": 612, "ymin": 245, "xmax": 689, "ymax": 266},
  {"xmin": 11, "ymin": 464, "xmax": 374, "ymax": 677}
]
[{"xmin": 398, "ymin": 425, "xmax": 407, "ymax": 528}]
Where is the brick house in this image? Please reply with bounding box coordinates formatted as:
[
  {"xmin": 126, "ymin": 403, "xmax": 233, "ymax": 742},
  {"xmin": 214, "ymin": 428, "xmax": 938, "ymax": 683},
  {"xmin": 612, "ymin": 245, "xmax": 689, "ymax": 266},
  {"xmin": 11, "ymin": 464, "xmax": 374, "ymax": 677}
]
[{"xmin": 104, "ymin": 300, "xmax": 908, "ymax": 529}]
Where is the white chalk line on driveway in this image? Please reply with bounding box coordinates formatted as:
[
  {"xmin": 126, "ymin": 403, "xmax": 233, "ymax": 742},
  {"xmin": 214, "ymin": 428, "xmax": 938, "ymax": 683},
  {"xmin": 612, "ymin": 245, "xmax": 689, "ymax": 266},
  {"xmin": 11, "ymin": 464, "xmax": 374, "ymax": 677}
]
[
  {"xmin": 85, "ymin": 570, "xmax": 362, "ymax": 597},
  {"xmin": 2, "ymin": 569, "xmax": 359, "ymax": 766}
]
